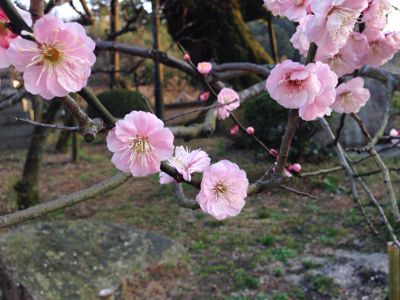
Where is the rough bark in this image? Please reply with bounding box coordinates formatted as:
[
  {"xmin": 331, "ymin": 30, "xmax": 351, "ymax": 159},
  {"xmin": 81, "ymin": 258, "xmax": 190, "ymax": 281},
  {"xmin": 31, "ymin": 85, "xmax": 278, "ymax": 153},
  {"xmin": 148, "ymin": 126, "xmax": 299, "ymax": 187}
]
[{"xmin": 162, "ymin": 0, "xmax": 273, "ymax": 65}]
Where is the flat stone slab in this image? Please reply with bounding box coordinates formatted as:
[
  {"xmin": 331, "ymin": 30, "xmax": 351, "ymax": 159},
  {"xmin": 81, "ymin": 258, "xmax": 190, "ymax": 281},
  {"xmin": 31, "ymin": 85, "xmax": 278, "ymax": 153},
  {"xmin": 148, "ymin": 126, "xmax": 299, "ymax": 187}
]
[{"xmin": 0, "ymin": 220, "xmax": 183, "ymax": 300}]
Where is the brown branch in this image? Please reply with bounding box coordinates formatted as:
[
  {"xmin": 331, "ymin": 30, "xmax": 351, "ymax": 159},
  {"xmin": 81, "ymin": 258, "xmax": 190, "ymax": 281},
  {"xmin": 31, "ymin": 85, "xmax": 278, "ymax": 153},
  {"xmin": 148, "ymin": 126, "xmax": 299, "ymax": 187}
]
[
  {"xmin": 174, "ymin": 183, "xmax": 199, "ymax": 209},
  {"xmin": 29, "ymin": 0, "xmax": 44, "ymax": 23},
  {"xmin": 275, "ymin": 110, "xmax": 299, "ymax": 174},
  {"xmin": 60, "ymin": 95, "xmax": 106, "ymax": 142}
]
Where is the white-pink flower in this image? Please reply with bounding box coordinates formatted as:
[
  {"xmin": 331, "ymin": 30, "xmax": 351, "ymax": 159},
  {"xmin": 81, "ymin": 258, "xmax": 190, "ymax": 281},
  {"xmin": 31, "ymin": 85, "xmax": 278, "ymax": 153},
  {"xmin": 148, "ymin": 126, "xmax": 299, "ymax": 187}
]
[
  {"xmin": 7, "ymin": 15, "xmax": 95, "ymax": 100},
  {"xmin": 266, "ymin": 60, "xmax": 338, "ymax": 121},
  {"xmin": 197, "ymin": 62, "xmax": 212, "ymax": 75},
  {"xmin": 106, "ymin": 111, "xmax": 174, "ymax": 177},
  {"xmin": 331, "ymin": 77, "xmax": 370, "ymax": 114},
  {"xmin": 299, "ymin": 62, "xmax": 337, "ymax": 121},
  {"xmin": 266, "ymin": 60, "xmax": 320, "ymax": 109},
  {"xmin": 216, "ymin": 88, "xmax": 240, "ymax": 120},
  {"xmin": 390, "ymin": 129, "xmax": 400, "ymax": 146},
  {"xmin": 290, "ymin": 15, "xmax": 312, "ymax": 57},
  {"xmin": 264, "ymin": 0, "xmax": 311, "ymax": 21},
  {"xmin": 316, "ymin": 32, "xmax": 369, "ymax": 77},
  {"xmin": 168, "ymin": 146, "xmax": 210, "ymax": 182},
  {"xmin": 363, "ymin": 0, "xmax": 391, "ymax": 31},
  {"xmin": 0, "ymin": 8, "xmax": 31, "ymax": 69},
  {"xmin": 361, "ymin": 29, "xmax": 400, "ymax": 67},
  {"xmin": 196, "ymin": 160, "xmax": 248, "ymax": 220},
  {"xmin": 305, "ymin": 0, "xmax": 369, "ymax": 55}
]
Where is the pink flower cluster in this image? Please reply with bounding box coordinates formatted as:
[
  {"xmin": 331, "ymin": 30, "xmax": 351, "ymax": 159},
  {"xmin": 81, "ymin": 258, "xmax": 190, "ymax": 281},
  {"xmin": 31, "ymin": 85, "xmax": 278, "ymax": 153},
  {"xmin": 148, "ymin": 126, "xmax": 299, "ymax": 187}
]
[
  {"xmin": 266, "ymin": 60, "xmax": 338, "ymax": 121},
  {"xmin": 284, "ymin": 0, "xmax": 400, "ymax": 77},
  {"xmin": 1, "ymin": 12, "xmax": 95, "ymax": 100},
  {"xmin": 108, "ymin": 111, "xmax": 249, "ymax": 220}
]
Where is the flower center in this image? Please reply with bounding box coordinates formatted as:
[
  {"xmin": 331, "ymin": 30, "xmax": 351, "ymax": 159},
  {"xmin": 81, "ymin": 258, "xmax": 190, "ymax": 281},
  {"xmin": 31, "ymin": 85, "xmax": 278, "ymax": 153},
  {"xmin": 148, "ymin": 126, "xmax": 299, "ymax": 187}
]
[
  {"xmin": 330, "ymin": 54, "xmax": 343, "ymax": 67},
  {"xmin": 214, "ymin": 182, "xmax": 228, "ymax": 197},
  {"xmin": 41, "ymin": 45, "xmax": 63, "ymax": 65},
  {"xmin": 328, "ymin": 8, "xmax": 356, "ymax": 40},
  {"xmin": 129, "ymin": 136, "xmax": 151, "ymax": 156},
  {"xmin": 0, "ymin": 21, "xmax": 8, "ymax": 35}
]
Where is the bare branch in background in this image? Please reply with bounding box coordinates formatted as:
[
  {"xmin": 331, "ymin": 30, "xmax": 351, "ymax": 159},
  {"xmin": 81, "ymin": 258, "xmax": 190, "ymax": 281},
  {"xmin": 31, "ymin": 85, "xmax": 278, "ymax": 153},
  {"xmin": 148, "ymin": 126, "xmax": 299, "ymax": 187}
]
[{"xmin": 0, "ymin": 88, "xmax": 27, "ymax": 112}]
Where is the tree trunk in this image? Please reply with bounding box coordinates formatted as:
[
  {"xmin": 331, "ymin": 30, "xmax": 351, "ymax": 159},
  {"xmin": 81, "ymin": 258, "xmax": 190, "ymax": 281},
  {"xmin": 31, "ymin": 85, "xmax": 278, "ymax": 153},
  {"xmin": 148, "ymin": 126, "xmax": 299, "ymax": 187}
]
[
  {"xmin": 152, "ymin": 0, "xmax": 164, "ymax": 119},
  {"xmin": 55, "ymin": 112, "xmax": 74, "ymax": 153},
  {"xmin": 14, "ymin": 99, "xmax": 61, "ymax": 209},
  {"xmin": 162, "ymin": 0, "xmax": 273, "ymax": 65}
]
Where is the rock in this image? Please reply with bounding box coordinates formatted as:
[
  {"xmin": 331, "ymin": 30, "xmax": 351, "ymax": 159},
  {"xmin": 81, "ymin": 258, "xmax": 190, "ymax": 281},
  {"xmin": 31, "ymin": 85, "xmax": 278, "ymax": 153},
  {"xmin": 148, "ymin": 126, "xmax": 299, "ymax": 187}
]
[
  {"xmin": 0, "ymin": 220, "xmax": 183, "ymax": 300},
  {"xmin": 284, "ymin": 249, "xmax": 388, "ymax": 300}
]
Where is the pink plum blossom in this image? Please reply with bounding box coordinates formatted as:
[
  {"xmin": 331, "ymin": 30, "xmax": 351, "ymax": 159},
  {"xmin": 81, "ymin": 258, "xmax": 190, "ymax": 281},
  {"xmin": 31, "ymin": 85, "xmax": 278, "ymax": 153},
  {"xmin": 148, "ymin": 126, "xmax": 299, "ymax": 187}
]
[
  {"xmin": 361, "ymin": 29, "xmax": 400, "ymax": 67},
  {"xmin": 266, "ymin": 60, "xmax": 337, "ymax": 121},
  {"xmin": 230, "ymin": 125, "xmax": 239, "ymax": 136},
  {"xmin": 106, "ymin": 111, "xmax": 174, "ymax": 177},
  {"xmin": 197, "ymin": 62, "xmax": 212, "ymax": 75},
  {"xmin": 331, "ymin": 77, "xmax": 370, "ymax": 114},
  {"xmin": 183, "ymin": 53, "xmax": 191, "ymax": 62},
  {"xmin": 266, "ymin": 60, "xmax": 321, "ymax": 109},
  {"xmin": 305, "ymin": 0, "xmax": 369, "ymax": 55},
  {"xmin": 159, "ymin": 172, "xmax": 175, "ymax": 185},
  {"xmin": 263, "ymin": 0, "xmax": 311, "ymax": 21},
  {"xmin": 168, "ymin": 146, "xmax": 210, "ymax": 182},
  {"xmin": 316, "ymin": 32, "xmax": 369, "ymax": 77},
  {"xmin": 7, "ymin": 15, "xmax": 95, "ymax": 100},
  {"xmin": 362, "ymin": 0, "xmax": 391, "ymax": 30},
  {"xmin": 0, "ymin": 8, "xmax": 31, "ymax": 69},
  {"xmin": 290, "ymin": 15, "xmax": 312, "ymax": 57},
  {"xmin": 196, "ymin": 160, "xmax": 249, "ymax": 220},
  {"xmin": 390, "ymin": 129, "xmax": 400, "ymax": 146},
  {"xmin": 216, "ymin": 88, "xmax": 240, "ymax": 120},
  {"xmin": 246, "ymin": 127, "xmax": 255, "ymax": 135},
  {"xmin": 299, "ymin": 62, "xmax": 338, "ymax": 121}
]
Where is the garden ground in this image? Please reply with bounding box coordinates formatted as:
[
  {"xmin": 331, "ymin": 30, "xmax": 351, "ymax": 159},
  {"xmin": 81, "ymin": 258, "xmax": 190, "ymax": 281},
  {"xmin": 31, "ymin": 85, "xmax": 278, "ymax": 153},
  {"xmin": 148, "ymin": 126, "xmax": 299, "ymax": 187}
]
[{"xmin": 1, "ymin": 134, "xmax": 399, "ymax": 299}]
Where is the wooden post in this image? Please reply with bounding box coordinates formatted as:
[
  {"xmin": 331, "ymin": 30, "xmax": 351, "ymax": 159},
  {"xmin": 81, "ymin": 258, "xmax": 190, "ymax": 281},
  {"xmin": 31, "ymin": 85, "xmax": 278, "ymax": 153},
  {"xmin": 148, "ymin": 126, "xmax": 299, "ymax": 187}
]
[
  {"xmin": 152, "ymin": 0, "xmax": 164, "ymax": 118},
  {"xmin": 110, "ymin": 0, "xmax": 120, "ymax": 88},
  {"xmin": 389, "ymin": 242, "xmax": 400, "ymax": 300}
]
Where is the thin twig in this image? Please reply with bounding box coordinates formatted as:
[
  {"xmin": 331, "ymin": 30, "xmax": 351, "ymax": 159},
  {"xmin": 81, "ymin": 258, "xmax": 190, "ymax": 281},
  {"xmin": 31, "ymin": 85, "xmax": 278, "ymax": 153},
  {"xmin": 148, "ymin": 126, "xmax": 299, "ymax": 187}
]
[
  {"xmin": 280, "ymin": 185, "xmax": 317, "ymax": 199},
  {"xmin": 15, "ymin": 117, "xmax": 79, "ymax": 131}
]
